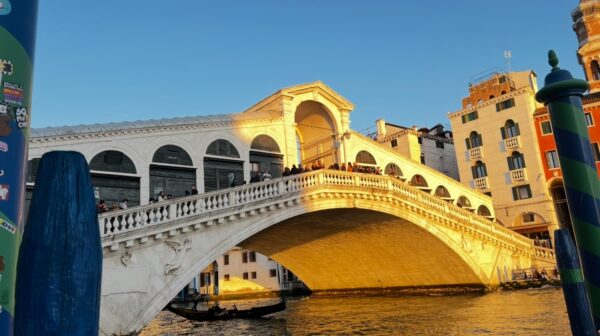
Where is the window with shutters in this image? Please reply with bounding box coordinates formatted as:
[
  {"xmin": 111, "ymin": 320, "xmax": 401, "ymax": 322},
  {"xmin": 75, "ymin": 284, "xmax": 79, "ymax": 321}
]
[
  {"xmin": 391, "ymin": 139, "xmax": 398, "ymax": 148},
  {"xmin": 249, "ymin": 251, "xmax": 256, "ymax": 262},
  {"xmin": 242, "ymin": 252, "xmax": 248, "ymax": 263},
  {"xmin": 496, "ymin": 98, "xmax": 515, "ymax": 112},
  {"xmin": 501, "ymin": 120, "xmax": 520, "ymax": 139},
  {"xmin": 471, "ymin": 161, "xmax": 487, "ymax": 179},
  {"xmin": 223, "ymin": 254, "xmax": 229, "ymax": 265},
  {"xmin": 546, "ymin": 150, "xmax": 560, "ymax": 169},
  {"xmin": 243, "ymin": 272, "xmax": 249, "ymax": 280},
  {"xmin": 512, "ymin": 185, "xmax": 532, "ymax": 200},
  {"xmin": 465, "ymin": 131, "xmax": 483, "ymax": 149},
  {"xmin": 585, "ymin": 112, "xmax": 594, "ymax": 127},
  {"xmin": 461, "ymin": 111, "xmax": 478, "ymax": 123},
  {"xmin": 540, "ymin": 121, "xmax": 552, "ymax": 135},
  {"xmin": 507, "ymin": 151, "xmax": 526, "ymax": 170}
]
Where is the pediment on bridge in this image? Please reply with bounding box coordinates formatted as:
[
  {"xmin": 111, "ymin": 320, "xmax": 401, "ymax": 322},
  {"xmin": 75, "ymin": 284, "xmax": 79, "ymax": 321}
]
[{"xmin": 243, "ymin": 81, "xmax": 355, "ymax": 116}]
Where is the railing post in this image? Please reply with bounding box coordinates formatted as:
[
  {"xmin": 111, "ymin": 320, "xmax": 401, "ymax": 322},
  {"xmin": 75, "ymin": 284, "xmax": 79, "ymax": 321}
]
[
  {"xmin": 318, "ymin": 171, "xmax": 324, "ymax": 185},
  {"xmin": 229, "ymin": 190, "xmax": 236, "ymax": 206},
  {"xmin": 278, "ymin": 180, "xmax": 285, "ymax": 194},
  {"xmin": 354, "ymin": 174, "xmax": 361, "ymax": 187},
  {"xmin": 169, "ymin": 203, "xmax": 177, "ymax": 220}
]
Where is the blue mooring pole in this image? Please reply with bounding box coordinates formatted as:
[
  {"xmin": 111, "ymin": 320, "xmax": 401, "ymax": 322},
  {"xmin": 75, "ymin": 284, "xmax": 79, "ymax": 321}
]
[{"xmin": 536, "ymin": 50, "xmax": 600, "ymax": 334}]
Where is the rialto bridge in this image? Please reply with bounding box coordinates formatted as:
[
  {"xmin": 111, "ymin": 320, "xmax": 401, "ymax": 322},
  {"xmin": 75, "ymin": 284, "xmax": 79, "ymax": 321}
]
[{"xmin": 27, "ymin": 82, "xmax": 556, "ymax": 335}]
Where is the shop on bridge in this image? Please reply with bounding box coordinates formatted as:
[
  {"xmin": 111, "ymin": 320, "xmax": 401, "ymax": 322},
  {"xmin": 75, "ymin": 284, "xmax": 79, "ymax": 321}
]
[
  {"xmin": 249, "ymin": 135, "xmax": 283, "ymax": 179},
  {"xmin": 204, "ymin": 139, "xmax": 244, "ymax": 192},
  {"xmin": 89, "ymin": 150, "xmax": 141, "ymax": 207},
  {"xmin": 150, "ymin": 145, "xmax": 196, "ymax": 199}
]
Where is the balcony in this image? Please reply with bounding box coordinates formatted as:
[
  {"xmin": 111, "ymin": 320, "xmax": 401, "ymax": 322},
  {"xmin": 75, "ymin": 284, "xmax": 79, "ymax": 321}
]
[
  {"xmin": 510, "ymin": 168, "xmax": 527, "ymax": 183},
  {"xmin": 469, "ymin": 146, "xmax": 483, "ymax": 160},
  {"xmin": 473, "ymin": 176, "xmax": 488, "ymax": 189},
  {"xmin": 504, "ymin": 136, "xmax": 521, "ymax": 150}
]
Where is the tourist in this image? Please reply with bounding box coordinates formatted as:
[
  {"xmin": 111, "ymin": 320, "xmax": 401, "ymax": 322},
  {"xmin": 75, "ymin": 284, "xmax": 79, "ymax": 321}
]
[
  {"xmin": 347, "ymin": 162, "xmax": 353, "ymax": 172},
  {"xmin": 110, "ymin": 202, "xmax": 119, "ymax": 211},
  {"xmin": 262, "ymin": 170, "xmax": 272, "ymax": 181},
  {"xmin": 191, "ymin": 185, "xmax": 198, "ymax": 195},
  {"xmin": 340, "ymin": 163, "xmax": 346, "ymax": 171},
  {"xmin": 119, "ymin": 199, "xmax": 128, "ymax": 209},
  {"xmin": 304, "ymin": 166, "xmax": 312, "ymax": 173},
  {"xmin": 158, "ymin": 191, "xmax": 166, "ymax": 202},
  {"xmin": 96, "ymin": 199, "xmax": 109, "ymax": 214},
  {"xmin": 298, "ymin": 164, "xmax": 304, "ymax": 174},
  {"xmin": 333, "ymin": 163, "xmax": 340, "ymax": 170},
  {"xmin": 282, "ymin": 167, "xmax": 291, "ymax": 176},
  {"xmin": 290, "ymin": 165, "xmax": 299, "ymax": 175}
]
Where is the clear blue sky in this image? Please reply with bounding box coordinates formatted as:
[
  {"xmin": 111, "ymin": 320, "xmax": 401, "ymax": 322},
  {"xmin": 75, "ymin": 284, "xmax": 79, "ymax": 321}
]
[{"xmin": 32, "ymin": 1, "xmax": 583, "ymax": 132}]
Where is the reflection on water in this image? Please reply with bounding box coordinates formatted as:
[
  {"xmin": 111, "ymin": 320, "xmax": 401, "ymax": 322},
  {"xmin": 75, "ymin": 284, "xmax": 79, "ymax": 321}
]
[{"xmin": 141, "ymin": 287, "xmax": 571, "ymax": 335}]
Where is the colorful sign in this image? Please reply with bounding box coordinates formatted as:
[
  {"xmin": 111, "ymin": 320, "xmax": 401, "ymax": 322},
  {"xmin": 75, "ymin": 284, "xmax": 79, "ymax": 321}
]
[
  {"xmin": 0, "ymin": 0, "xmax": 39, "ymax": 334},
  {"xmin": 3, "ymin": 82, "xmax": 22, "ymax": 106}
]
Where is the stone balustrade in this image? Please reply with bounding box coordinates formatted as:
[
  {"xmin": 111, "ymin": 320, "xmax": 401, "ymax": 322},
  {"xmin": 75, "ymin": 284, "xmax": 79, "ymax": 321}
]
[
  {"xmin": 504, "ymin": 136, "xmax": 521, "ymax": 150},
  {"xmin": 510, "ymin": 168, "xmax": 527, "ymax": 183},
  {"xmin": 469, "ymin": 147, "xmax": 483, "ymax": 160},
  {"xmin": 99, "ymin": 169, "xmax": 535, "ymax": 254},
  {"xmin": 534, "ymin": 246, "xmax": 556, "ymax": 261}
]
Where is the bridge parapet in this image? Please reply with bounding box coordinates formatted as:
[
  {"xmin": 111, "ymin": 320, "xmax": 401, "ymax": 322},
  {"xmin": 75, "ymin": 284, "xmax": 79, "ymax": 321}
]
[{"xmin": 99, "ymin": 170, "xmax": 534, "ymax": 255}]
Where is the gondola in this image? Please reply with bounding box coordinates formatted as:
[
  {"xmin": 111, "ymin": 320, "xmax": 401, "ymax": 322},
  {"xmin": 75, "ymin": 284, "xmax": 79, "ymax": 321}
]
[{"xmin": 167, "ymin": 299, "xmax": 286, "ymax": 322}]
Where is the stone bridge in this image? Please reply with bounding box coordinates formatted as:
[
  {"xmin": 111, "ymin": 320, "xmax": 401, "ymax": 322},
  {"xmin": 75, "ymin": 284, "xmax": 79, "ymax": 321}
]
[{"xmin": 98, "ymin": 170, "xmax": 555, "ymax": 335}]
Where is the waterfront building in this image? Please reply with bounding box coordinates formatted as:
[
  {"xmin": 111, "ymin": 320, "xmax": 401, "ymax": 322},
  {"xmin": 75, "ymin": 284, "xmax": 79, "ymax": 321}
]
[
  {"xmin": 529, "ymin": 0, "xmax": 600, "ymax": 235},
  {"xmin": 448, "ymin": 71, "xmax": 558, "ymax": 246},
  {"xmin": 374, "ymin": 120, "xmax": 459, "ymax": 181}
]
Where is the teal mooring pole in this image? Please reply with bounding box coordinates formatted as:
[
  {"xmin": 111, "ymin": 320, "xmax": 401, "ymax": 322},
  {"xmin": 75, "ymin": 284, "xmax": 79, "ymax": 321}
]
[
  {"xmin": 536, "ymin": 50, "xmax": 600, "ymax": 334},
  {"xmin": 0, "ymin": 1, "xmax": 39, "ymax": 335}
]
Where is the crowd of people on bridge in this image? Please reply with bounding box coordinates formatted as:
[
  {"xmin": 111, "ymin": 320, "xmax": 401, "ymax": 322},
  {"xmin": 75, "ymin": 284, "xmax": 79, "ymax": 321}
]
[{"xmin": 247, "ymin": 161, "xmax": 388, "ymax": 185}]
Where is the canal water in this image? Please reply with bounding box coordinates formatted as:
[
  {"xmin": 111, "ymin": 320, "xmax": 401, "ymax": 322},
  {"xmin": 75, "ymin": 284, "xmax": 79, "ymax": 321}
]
[{"xmin": 140, "ymin": 287, "xmax": 571, "ymax": 335}]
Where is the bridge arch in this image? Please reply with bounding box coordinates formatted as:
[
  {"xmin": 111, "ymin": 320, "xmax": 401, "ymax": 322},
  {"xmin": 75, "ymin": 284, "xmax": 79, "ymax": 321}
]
[
  {"xmin": 354, "ymin": 150, "xmax": 377, "ymax": 171},
  {"xmin": 384, "ymin": 162, "xmax": 403, "ymax": 178},
  {"xmin": 477, "ymin": 205, "xmax": 492, "ymax": 218},
  {"xmin": 123, "ymin": 199, "xmax": 489, "ymax": 333},
  {"xmin": 434, "ymin": 185, "xmax": 452, "ymax": 200},
  {"xmin": 409, "ymin": 174, "xmax": 430, "ymax": 192},
  {"xmin": 457, "ymin": 196, "xmax": 473, "ymax": 210},
  {"xmin": 295, "ymin": 100, "xmax": 338, "ymax": 167}
]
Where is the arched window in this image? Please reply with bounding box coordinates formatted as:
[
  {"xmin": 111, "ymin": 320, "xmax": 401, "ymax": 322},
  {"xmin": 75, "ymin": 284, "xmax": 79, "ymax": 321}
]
[
  {"xmin": 471, "ymin": 161, "xmax": 487, "ymax": 179},
  {"xmin": 507, "ymin": 151, "xmax": 526, "ymax": 170},
  {"xmin": 457, "ymin": 196, "xmax": 472, "ymax": 209},
  {"xmin": 465, "ymin": 131, "xmax": 483, "ymax": 149},
  {"xmin": 409, "ymin": 174, "xmax": 428, "ymax": 188},
  {"xmin": 90, "ymin": 150, "xmax": 137, "ymax": 174},
  {"xmin": 251, "ymin": 135, "xmax": 281, "ymax": 153},
  {"xmin": 434, "ymin": 185, "xmax": 451, "ymax": 199},
  {"xmin": 355, "ymin": 150, "xmax": 376, "ymax": 165},
  {"xmin": 153, "ymin": 145, "xmax": 193, "ymax": 166},
  {"xmin": 477, "ymin": 205, "xmax": 492, "ymax": 217},
  {"xmin": 501, "ymin": 90, "xmax": 507, "ymax": 95},
  {"xmin": 89, "ymin": 151, "xmax": 140, "ymax": 206},
  {"xmin": 206, "ymin": 139, "xmax": 240, "ymax": 158},
  {"xmin": 384, "ymin": 163, "xmax": 403, "ymax": 177},
  {"xmin": 592, "ymin": 60, "xmax": 600, "ymax": 81},
  {"xmin": 489, "ymin": 95, "xmax": 495, "ymax": 99},
  {"xmin": 501, "ymin": 119, "xmax": 520, "ymax": 139}
]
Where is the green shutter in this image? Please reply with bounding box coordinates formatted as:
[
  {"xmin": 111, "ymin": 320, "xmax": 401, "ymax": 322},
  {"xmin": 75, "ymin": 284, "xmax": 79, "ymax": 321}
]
[
  {"xmin": 465, "ymin": 138, "xmax": 471, "ymax": 150},
  {"xmin": 500, "ymin": 127, "xmax": 506, "ymax": 140},
  {"xmin": 515, "ymin": 123, "xmax": 520, "ymax": 136}
]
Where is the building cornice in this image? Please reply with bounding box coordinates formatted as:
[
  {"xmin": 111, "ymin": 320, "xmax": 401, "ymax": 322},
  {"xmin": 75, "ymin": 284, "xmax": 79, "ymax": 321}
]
[
  {"xmin": 30, "ymin": 117, "xmax": 284, "ymax": 145},
  {"xmin": 448, "ymin": 88, "xmax": 532, "ymax": 120}
]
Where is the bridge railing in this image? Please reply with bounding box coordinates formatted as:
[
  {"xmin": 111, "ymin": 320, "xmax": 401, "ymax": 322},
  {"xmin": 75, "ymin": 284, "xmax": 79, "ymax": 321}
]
[{"xmin": 98, "ymin": 170, "xmax": 534, "ymax": 252}]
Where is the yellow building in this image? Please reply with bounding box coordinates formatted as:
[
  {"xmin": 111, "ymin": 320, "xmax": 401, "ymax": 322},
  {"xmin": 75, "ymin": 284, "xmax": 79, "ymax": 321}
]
[{"xmin": 448, "ymin": 71, "xmax": 558, "ymax": 246}]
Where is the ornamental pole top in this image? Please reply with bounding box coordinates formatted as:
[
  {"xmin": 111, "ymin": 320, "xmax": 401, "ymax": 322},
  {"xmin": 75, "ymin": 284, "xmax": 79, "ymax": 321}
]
[
  {"xmin": 535, "ymin": 50, "xmax": 589, "ymax": 105},
  {"xmin": 548, "ymin": 50, "xmax": 559, "ymax": 71}
]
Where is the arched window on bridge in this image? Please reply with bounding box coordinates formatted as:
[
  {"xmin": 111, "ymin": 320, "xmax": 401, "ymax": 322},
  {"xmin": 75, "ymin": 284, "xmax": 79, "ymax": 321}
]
[
  {"xmin": 456, "ymin": 196, "xmax": 473, "ymax": 210},
  {"xmin": 477, "ymin": 205, "xmax": 493, "ymax": 219},
  {"xmin": 250, "ymin": 134, "xmax": 283, "ymax": 179},
  {"xmin": 90, "ymin": 150, "xmax": 140, "ymax": 206},
  {"xmin": 409, "ymin": 174, "xmax": 430, "ymax": 192},
  {"xmin": 150, "ymin": 145, "xmax": 195, "ymax": 199},
  {"xmin": 355, "ymin": 150, "xmax": 377, "ymax": 172},
  {"xmin": 205, "ymin": 139, "xmax": 243, "ymax": 192},
  {"xmin": 384, "ymin": 163, "xmax": 403, "ymax": 179},
  {"xmin": 434, "ymin": 185, "xmax": 452, "ymax": 201}
]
